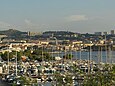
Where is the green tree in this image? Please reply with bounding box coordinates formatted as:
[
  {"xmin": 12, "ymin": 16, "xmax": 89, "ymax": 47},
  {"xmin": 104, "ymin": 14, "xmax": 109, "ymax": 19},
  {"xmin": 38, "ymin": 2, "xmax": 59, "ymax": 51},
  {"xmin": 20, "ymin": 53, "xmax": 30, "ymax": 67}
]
[
  {"xmin": 1, "ymin": 51, "xmax": 8, "ymax": 61},
  {"xmin": 83, "ymin": 64, "xmax": 115, "ymax": 86},
  {"xmin": 63, "ymin": 54, "xmax": 73, "ymax": 59}
]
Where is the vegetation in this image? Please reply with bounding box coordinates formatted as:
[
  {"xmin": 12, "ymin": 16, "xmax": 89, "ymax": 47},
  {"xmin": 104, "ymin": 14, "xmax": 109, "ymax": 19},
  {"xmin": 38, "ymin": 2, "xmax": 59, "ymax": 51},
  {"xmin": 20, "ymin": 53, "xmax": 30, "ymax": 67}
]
[
  {"xmin": 1, "ymin": 51, "xmax": 22, "ymax": 61},
  {"xmin": 0, "ymin": 49, "xmax": 53, "ymax": 62},
  {"xmin": 83, "ymin": 64, "xmax": 115, "ymax": 86},
  {"xmin": 63, "ymin": 54, "xmax": 73, "ymax": 59},
  {"xmin": 54, "ymin": 72, "xmax": 73, "ymax": 86},
  {"xmin": 12, "ymin": 76, "xmax": 31, "ymax": 86},
  {"xmin": 0, "ymin": 29, "xmax": 26, "ymax": 35}
]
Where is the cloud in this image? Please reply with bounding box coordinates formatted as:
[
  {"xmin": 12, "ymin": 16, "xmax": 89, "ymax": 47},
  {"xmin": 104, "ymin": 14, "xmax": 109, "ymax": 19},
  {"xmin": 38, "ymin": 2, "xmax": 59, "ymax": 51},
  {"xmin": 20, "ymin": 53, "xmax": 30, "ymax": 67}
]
[
  {"xmin": 67, "ymin": 15, "xmax": 88, "ymax": 22},
  {"xmin": 23, "ymin": 19, "xmax": 48, "ymax": 31},
  {"xmin": 24, "ymin": 19, "xmax": 33, "ymax": 25},
  {"xmin": 0, "ymin": 21, "xmax": 15, "ymax": 29}
]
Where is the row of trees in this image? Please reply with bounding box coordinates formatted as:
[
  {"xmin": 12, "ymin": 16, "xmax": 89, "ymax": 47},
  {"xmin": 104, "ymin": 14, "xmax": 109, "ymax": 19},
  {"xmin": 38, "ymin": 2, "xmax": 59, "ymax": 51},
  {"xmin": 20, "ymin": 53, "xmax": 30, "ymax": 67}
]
[
  {"xmin": 0, "ymin": 49, "xmax": 73, "ymax": 62},
  {"xmin": 0, "ymin": 49, "xmax": 52, "ymax": 62}
]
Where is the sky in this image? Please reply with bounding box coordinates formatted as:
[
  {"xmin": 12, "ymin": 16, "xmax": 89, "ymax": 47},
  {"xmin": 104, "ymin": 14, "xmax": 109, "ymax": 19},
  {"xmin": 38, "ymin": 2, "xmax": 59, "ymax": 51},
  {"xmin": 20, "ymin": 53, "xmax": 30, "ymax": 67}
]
[{"xmin": 0, "ymin": 0, "xmax": 115, "ymax": 33}]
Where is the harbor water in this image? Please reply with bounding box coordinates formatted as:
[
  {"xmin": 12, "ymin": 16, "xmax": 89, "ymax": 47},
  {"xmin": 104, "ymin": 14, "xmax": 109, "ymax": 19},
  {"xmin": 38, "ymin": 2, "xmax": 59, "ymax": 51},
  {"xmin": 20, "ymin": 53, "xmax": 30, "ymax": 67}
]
[{"xmin": 52, "ymin": 51, "xmax": 115, "ymax": 63}]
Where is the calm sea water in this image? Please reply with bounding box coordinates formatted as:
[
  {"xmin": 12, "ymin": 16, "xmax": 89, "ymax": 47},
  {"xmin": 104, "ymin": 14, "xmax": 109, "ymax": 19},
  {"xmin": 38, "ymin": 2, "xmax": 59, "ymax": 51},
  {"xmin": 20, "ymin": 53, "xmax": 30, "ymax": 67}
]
[{"xmin": 52, "ymin": 51, "xmax": 115, "ymax": 63}]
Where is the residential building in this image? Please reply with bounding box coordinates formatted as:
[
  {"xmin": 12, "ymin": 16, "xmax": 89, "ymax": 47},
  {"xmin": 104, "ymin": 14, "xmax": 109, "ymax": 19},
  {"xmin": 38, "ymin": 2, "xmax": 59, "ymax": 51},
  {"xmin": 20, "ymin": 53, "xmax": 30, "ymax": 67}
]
[
  {"xmin": 111, "ymin": 30, "xmax": 114, "ymax": 35},
  {"xmin": 94, "ymin": 32, "xmax": 102, "ymax": 35}
]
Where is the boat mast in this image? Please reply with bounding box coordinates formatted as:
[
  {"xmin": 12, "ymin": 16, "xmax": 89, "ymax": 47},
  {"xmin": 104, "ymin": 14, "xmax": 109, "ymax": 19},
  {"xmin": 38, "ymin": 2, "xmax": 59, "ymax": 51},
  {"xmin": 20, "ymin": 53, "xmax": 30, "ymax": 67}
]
[
  {"xmin": 79, "ymin": 44, "xmax": 81, "ymax": 60},
  {"xmin": 7, "ymin": 47, "xmax": 9, "ymax": 74},
  {"xmin": 88, "ymin": 41, "xmax": 92, "ymax": 74},
  {"xmin": 105, "ymin": 35, "xmax": 107, "ymax": 64},
  {"xmin": 109, "ymin": 46, "xmax": 112, "ymax": 64},
  {"xmin": 100, "ymin": 46, "xmax": 102, "ymax": 63},
  {"xmin": 16, "ymin": 51, "xmax": 17, "ymax": 76},
  {"xmin": 42, "ymin": 45, "xmax": 44, "ymax": 63}
]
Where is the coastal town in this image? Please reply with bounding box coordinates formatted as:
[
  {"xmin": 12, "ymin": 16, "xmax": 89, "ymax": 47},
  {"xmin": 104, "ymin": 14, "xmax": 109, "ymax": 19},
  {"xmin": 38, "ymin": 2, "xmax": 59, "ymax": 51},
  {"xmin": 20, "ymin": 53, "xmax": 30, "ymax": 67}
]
[
  {"xmin": 1, "ymin": 0, "xmax": 115, "ymax": 86},
  {"xmin": 0, "ymin": 29, "xmax": 115, "ymax": 86}
]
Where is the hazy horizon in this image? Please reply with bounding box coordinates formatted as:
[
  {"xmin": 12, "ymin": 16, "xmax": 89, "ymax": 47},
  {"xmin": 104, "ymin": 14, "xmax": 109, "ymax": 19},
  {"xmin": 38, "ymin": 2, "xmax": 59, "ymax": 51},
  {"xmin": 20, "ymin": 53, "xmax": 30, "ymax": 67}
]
[{"xmin": 0, "ymin": 0, "xmax": 115, "ymax": 33}]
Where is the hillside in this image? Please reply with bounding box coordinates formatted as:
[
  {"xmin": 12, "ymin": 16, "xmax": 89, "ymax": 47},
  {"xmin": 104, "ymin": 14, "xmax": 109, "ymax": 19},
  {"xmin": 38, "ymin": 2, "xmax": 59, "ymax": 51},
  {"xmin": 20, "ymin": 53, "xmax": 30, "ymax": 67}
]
[{"xmin": 0, "ymin": 29, "xmax": 27, "ymax": 37}]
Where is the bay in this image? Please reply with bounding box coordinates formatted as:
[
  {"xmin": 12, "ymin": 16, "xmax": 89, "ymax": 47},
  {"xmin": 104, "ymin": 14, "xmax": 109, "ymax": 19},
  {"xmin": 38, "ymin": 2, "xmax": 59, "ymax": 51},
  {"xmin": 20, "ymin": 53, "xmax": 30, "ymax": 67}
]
[{"xmin": 52, "ymin": 51, "xmax": 115, "ymax": 63}]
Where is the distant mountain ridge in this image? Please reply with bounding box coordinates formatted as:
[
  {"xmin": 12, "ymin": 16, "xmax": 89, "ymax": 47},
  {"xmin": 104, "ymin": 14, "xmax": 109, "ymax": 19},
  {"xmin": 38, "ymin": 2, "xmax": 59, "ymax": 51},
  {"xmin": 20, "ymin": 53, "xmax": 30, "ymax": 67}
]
[
  {"xmin": 0, "ymin": 29, "xmax": 27, "ymax": 37},
  {"xmin": 0, "ymin": 29, "xmax": 80, "ymax": 40}
]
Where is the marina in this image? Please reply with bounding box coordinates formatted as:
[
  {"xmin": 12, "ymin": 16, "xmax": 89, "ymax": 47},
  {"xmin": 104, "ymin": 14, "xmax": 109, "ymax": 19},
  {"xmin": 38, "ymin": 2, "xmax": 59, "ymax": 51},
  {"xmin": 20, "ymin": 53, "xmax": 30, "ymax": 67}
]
[
  {"xmin": 0, "ymin": 39, "xmax": 115, "ymax": 86},
  {"xmin": 0, "ymin": 49, "xmax": 115, "ymax": 86},
  {"xmin": 1, "ymin": 0, "xmax": 115, "ymax": 85}
]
